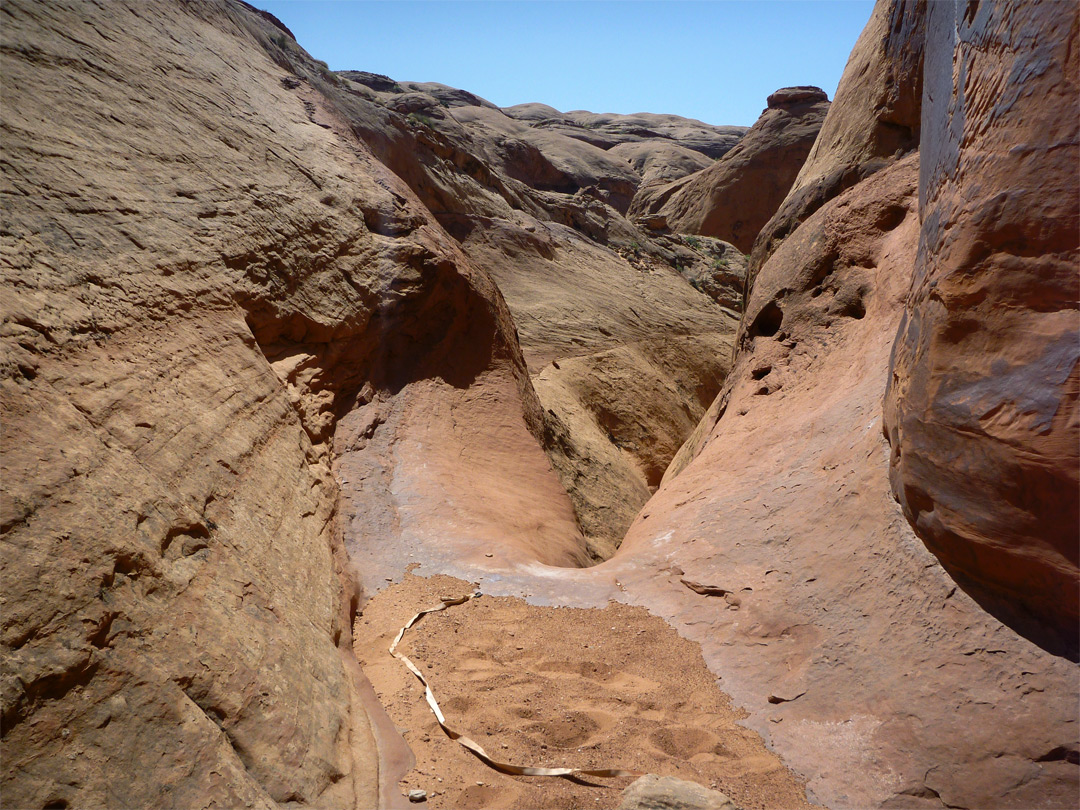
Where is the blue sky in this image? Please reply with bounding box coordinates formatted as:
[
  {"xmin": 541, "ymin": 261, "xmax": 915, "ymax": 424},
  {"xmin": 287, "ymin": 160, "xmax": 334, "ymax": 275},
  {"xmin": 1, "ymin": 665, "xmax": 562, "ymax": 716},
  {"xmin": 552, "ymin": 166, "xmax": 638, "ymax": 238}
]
[{"xmin": 258, "ymin": 1, "xmax": 873, "ymax": 127}]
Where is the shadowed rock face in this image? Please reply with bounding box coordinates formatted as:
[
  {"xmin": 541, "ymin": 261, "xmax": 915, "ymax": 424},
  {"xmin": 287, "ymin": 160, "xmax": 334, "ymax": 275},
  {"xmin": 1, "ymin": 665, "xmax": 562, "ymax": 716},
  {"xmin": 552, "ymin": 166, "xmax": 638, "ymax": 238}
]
[
  {"xmin": 634, "ymin": 87, "xmax": 830, "ymax": 252},
  {"xmin": 884, "ymin": 0, "xmax": 1080, "ymax": 659}
]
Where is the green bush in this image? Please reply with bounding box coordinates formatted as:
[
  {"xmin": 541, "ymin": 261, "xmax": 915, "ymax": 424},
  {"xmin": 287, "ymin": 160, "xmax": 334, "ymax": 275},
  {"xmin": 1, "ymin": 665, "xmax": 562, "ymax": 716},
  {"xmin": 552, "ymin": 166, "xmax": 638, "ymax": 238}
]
[
  {"xmin": 317, "ymin": 65, "xmax": 341, "ymax": 86},
  {"xmin": 407, "ymin": 112, "xmax": 436, "ymax": 129},
  {"xmin": 683, "ymin": 235, "xmax": 701, "ymax": 249}
]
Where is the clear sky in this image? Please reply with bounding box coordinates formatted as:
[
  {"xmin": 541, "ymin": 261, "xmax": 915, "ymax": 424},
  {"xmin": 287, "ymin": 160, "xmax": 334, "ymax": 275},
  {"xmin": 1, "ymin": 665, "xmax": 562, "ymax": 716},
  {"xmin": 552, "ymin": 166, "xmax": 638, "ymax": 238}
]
[{"xmin": 258, "ymin": 1, "xmax": 874, "ymax": 127}]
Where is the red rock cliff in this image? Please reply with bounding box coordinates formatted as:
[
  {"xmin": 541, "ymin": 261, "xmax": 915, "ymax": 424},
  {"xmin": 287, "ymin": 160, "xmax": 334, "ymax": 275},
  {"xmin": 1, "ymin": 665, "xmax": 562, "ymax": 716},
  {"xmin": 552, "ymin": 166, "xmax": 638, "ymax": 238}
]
[{"xmin": 884, "ymin": 0, "xmax": 1080, "ymax": 658}]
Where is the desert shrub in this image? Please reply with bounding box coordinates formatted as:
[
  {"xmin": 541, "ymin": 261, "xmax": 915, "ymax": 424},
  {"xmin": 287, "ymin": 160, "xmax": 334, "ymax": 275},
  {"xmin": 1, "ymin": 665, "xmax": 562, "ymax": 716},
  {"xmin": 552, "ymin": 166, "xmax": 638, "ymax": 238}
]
[
  {"xmin": 317, "ymin": 66, "xmax": 341, "ymax": 86},
  {"xmin": 407, "ymin": 112, "xmax": 436, "ymax": 129}
]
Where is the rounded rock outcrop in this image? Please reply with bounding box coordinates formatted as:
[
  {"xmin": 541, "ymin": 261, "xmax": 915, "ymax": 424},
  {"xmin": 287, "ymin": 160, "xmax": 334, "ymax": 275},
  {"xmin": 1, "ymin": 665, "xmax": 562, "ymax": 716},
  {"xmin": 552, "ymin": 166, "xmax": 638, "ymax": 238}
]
[
  {"xmin": 766, "ymin": 85, "xmax": 828, "ymax": 108},
  {"xmin": 635, "ymin": 87, "xmax": 830, "ymax": 252}
]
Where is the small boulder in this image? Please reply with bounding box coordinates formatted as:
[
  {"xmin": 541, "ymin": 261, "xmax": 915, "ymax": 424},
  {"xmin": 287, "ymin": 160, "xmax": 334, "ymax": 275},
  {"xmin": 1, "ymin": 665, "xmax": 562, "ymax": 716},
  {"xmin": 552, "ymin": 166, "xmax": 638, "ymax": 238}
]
[{"xmin": 618, "ymin": 775, "xmax": 740, "ymax": 810}]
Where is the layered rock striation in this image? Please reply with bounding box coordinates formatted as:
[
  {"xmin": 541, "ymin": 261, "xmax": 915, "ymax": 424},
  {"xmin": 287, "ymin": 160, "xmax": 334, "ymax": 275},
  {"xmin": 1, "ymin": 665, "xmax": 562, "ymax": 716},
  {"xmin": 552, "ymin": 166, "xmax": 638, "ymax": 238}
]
[
  {"xmin": 2, "ymin": 2, "xmax": 753, "ymax": 803},
  {"xmin": 0, "ymin": 0, "xmax": 588, "ymax": 805}
]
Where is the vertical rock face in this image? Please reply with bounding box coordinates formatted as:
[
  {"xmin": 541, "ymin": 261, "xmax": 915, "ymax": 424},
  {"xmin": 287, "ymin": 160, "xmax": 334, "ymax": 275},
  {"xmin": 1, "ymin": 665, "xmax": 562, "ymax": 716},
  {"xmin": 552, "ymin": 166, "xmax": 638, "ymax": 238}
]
[
  {"xmin": 750, "ymin": 0, "xmax": 926, "ymax": 273},
  {"xmin": 0, "ymin": 0, "xmax": 586, "ymax": 805},
  {"xmin": 884, "ymin": 0, "xmax": 1080, "ymax": 657},
  {"xmin": 1, "ymin": 0, "xmax": 755, "ymax": 802},
  {"xmin": 4, "ymin": 0, "xmax": 1077, "ymax": 808},
  {"xmin": 613, "ymin": 151, "xmax": 1079, "ymax": 810},
  {"xmin": 635, "ymin": 87, "xmax": 830, "ymax": 252},
  {"xmin": 604, "ymin": 2, "xmax": 1079, "ymax": 806}
]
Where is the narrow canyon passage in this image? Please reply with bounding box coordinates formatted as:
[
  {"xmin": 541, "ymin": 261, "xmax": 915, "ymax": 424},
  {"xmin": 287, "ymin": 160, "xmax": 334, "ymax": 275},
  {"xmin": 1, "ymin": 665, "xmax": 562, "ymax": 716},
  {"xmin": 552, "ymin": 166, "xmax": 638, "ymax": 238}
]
[
  {"xmin": 336, "ymin": 151, "xmax": 1077, "ymax": 810},
  {"xmin": 2, "ymin": 2, "xmax": 1075, "ymax": 809}
]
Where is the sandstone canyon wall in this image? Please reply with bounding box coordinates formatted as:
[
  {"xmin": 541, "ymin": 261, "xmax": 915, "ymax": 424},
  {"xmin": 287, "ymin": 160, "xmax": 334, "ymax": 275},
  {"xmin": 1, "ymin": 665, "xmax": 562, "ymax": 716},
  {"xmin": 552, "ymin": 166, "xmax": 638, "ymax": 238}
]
[
  {"xmin": 609, "ymin": 1, "xmax": 1077, "ymax": 807},
  {"xmin": 610, "ymin": 148, "xmax": 1077, "ymax": 808},
  {"xmin": 0, "ymin": 1, "xmax": 589, "ymax": 806},
  {"xmin": 749, "ymin": 0, "xmax": 926, "ymax": 274},
  {"xmin": 304, "ymin": 66, "xmax": 751, "ymax": 559},
  {"xmin": 884, "ymin": 0, "xmax": 1079, "ymax": 659},
  {"xmin": 1, "ymin": 0, "xmax": 753, "ymax": 803},
  {"xmin": 2, "ymin": 0, "xmax": 1078, "ymax": 809}
]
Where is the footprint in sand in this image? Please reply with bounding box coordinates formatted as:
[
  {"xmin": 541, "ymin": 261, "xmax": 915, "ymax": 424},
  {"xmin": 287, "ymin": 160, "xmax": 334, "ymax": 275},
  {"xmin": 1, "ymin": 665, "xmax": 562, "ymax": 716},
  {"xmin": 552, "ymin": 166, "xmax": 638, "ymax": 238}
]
[
  {"xmin": 535, "ymin": 658, "xmax": 659, "ymax": 692},
  {"xmin": 536, "ymin": 659, "xmax": 615, "ymax": 679},
  {"xmin": 453, "ymin": 783, "xmax": 502, "ymax": 808},
  {"xmin": 441, "ymin": 694, "xmax": 474, "ymax": 714},
  {"xmin": 524, "ymin": 709, "xmax": 616, "ymax": 749},
  {"xmin": 713, "ymin": 753, "xmax": 786, "ymax": 778},
  {"xmin": 649, "ymin": 725, "xmax": 725, "ymax": 760}
]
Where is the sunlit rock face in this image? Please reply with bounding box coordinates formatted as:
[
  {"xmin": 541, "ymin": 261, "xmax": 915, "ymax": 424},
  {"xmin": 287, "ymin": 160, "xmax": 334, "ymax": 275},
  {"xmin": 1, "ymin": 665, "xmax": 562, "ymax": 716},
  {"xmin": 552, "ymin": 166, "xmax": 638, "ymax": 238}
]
[
  {"xmin": 0, "ymin": 1, "xmax": 579, "ymax": 806},
  {"xmin": 327, "ymin": 64, "xmax": 749, "ymax": 560},
  {"xmin": 2, "ymin": 0, "xmax": 1078, "ymax": 809},
  {"xmin": 750, "ymin": 0, "xmax": 927, "ymax": 275},
  {"xmin": 608, "ymin": 0, "xmax": 1079, "ymax": 806},
  {"xmin": 634, "ymin": 86, "xmax": 831, "ymax": 252}
]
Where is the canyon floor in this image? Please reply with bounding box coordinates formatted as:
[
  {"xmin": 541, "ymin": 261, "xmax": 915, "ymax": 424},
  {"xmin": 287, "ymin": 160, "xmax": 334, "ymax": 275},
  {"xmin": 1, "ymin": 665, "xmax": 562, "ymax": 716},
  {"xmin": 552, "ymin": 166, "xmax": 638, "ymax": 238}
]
[{"xmin": 355, "ymin": 573, "xmax": 813, "ymax": 810}]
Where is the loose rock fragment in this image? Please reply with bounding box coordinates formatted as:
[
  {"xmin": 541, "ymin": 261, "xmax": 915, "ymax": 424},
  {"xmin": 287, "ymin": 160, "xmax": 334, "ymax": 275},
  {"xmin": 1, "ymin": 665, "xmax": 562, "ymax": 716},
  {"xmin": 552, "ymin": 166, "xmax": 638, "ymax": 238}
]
[
  {"xmin": 618, "ymin": 774, "xmax": 740, "ymax": 810},
  {"xmin": 680, "ymin": 579, "xmax": 732, "ymax": 597}
]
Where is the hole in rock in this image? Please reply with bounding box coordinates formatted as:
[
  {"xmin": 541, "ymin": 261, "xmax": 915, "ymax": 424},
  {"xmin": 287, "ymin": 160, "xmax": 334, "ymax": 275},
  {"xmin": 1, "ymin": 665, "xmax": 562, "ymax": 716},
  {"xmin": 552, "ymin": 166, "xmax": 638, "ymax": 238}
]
[
  {"xmin": 748, "ymin": 301, "xmax": 784, "ymax": 339},
  {"xmin": 876, "ymin": 204, "xmax": 907, "ymax": 232},
  {"xmin": 839, "ymin": 297, "xmax": 866, "ymax": 319},
  {"xmin": 1037, "ymin": 746, "xmax": 1080, "ymax": 765}
]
